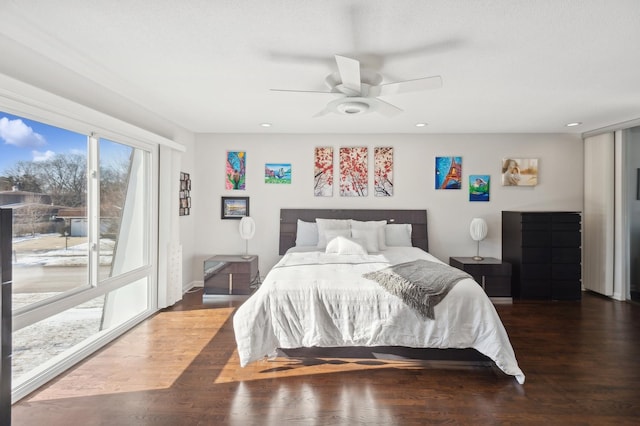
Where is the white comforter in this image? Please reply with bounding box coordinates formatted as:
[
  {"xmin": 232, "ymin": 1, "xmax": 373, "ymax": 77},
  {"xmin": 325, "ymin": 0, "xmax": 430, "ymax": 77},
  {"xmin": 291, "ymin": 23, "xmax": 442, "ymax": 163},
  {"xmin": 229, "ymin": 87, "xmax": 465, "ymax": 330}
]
[{"xmin": 233, "ymin": 247, "xmax": 525, "ymax": 384}]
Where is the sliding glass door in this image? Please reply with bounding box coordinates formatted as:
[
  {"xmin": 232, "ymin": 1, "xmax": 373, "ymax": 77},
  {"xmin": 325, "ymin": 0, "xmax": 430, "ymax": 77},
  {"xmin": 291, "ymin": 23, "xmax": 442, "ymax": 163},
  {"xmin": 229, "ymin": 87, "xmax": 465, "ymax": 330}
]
[{"xmin": 625, "ymin": 127, "xmax": 640, "ymax": 303}]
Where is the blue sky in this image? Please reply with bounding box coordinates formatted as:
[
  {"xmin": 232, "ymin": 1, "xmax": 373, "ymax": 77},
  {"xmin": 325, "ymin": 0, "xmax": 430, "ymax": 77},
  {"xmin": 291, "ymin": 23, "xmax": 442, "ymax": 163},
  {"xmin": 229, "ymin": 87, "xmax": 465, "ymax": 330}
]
[
  {"xmin": 0, "ymin": 111, "xmax": 130, "ymax": 175},
  {"xmin": 0, "ymin": 111, "xmax": 86, "ymax": 174}
]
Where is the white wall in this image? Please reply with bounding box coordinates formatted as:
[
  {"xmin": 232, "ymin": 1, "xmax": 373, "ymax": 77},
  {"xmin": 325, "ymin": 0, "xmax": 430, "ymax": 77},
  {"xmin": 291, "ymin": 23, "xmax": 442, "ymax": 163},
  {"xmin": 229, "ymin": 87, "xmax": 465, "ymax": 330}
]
[{"xmin": 189, "ymin": 133, "xmax": 583, "ymax": 280}]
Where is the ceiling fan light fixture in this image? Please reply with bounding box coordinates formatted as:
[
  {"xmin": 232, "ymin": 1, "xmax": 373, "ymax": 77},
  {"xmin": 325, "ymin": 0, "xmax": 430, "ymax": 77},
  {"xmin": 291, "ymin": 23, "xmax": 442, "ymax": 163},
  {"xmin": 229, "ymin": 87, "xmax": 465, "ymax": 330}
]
[{"xmin": 337, "ymin": 101, "xmax": 370, "ymax": 115}]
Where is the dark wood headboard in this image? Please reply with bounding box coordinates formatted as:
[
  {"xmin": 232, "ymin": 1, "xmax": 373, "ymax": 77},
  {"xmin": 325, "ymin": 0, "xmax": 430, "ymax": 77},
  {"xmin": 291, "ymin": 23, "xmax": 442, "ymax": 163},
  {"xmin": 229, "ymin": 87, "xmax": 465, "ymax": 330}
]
[{"xmin": 279, "ymin": 209, "xmax": 428, "ymax": 255}]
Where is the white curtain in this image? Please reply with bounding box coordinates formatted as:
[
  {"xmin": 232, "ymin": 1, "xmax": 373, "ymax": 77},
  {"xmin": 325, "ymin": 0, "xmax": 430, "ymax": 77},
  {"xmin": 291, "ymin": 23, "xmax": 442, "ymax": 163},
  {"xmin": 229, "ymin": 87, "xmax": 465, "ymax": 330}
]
[
  {"xmin": 583, "ymin": 133, "xmax": 615, "ymax": 296},
  {"xmin": 158, "ymin": 145, "xmax": 183, "ymax": 308}
]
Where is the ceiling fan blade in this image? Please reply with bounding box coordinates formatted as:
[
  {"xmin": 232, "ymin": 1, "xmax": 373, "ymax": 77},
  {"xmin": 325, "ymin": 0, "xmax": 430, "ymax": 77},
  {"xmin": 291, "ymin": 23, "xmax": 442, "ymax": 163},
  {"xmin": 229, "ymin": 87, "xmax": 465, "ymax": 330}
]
[
  {"xmin": 371, "ymin": 75, "xmax": 443, "ymax": 97},
  {"xmin": 270, "ymin": 89, "xmax": 338, "ymax": 94},
  {"xmin": 313, "ymin": 107, "xmax": 332, "ymax": 118},
  {"xmin": 335, "ymin": 55, "xmax": 361, "ymax": 94},
  {"xmin": 373, "ymin": 98, "xmax": 403, "ymax": 117}
]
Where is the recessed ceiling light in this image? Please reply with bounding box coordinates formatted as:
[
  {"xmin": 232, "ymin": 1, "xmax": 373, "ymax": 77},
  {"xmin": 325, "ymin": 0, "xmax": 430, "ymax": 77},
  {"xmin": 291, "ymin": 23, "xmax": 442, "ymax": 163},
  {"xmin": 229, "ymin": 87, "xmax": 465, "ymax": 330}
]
[
  {"xmin": 566, "ymin": 122, "xmax": 582, "ymax": 127},
  {"xmin": 260, "ymin": 123, "xmax": 272, "ymax": 127},
  {"xmin": 415, "ymin": 123, "xmax": 427, "ymax": 127}
]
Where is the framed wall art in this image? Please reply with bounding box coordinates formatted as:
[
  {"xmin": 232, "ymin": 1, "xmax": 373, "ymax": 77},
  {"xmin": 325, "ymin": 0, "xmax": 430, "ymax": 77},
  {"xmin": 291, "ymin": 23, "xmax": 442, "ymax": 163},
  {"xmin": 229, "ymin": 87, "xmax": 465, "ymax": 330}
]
[
  {"xmin": 265, "ymin": 163, "xmax": 291, "ymax": 184},
  {"xmin": 179, "ymin": 172, "xmax": 191, "ymax": 216},
  {"xmin": 469, "ymin": 174, "xmax": 490, "ymax": 202},
  {"xmin": 314, "ymin": 147, "xmax": 333, "ymax": 196},
  {"xmin": 339, "ymin": 146, "xmax": 368, "ymax": 197},
  {"xmin": 501, "ymin": 158, "xmax": 538, "ymax": 186},
  {"xmin": 226, "ymin": 151, "xmax": 246, "ymax": 190},
  {"xmin": 435, "ymin": 156, "xmax": 462, "ymax": 189},
  {"xmin": 221, "ymin": 196, "xmax": 249, "ymax": 219},
  {"xmin": 374, "ymin": 147, "xmax": 393, "ymax": 197}
]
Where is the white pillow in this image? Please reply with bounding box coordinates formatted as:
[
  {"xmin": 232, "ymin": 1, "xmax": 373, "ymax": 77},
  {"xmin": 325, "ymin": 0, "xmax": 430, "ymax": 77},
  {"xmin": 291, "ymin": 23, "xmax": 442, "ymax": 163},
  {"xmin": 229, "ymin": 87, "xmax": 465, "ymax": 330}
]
[
  {"xmin": 385, "ymin": 224, "xmax": 413, "ymax": 247},
  {"xmin": 323, "ymin": 228, "xmax": 351, "ymax": 244},
  {"xmin": 351, "ymin": 228, "xmax": 379, "ymax": 252},
  {"xmin": 316, "ymin": 218, "xmax": 351, "ymax": 248},
  {"xmin": 325, "ymin": 236, "xmax": 368, "ymax": 255},
  {"xmin": 295, "ymin": 219, "xmax": 319, "ymax": 246},
  {"xmin": 350, "ymin": 219, "xmax": 387, "ymax": 250}
]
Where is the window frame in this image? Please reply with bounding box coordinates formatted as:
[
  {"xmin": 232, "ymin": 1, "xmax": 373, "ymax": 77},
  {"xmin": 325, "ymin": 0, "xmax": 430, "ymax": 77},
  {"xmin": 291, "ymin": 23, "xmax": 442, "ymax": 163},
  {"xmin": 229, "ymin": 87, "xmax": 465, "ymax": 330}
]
[{"xmin": 0, "ymin": 91, "xmax": 168, "ymax": 402}]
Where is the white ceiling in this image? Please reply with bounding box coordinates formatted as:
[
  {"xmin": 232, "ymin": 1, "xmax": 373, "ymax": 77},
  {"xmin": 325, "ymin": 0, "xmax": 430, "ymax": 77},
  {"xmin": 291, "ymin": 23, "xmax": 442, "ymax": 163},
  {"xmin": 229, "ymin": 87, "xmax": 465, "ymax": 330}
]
[{"xmin": 1, "ymin": 0, "xmax": 639, "ymax": 135}]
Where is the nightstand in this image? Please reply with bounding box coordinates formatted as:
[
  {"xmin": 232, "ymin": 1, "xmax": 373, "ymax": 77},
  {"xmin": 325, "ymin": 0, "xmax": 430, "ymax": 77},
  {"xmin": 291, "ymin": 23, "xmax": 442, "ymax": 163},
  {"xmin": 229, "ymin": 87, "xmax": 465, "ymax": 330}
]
[
  {"xmin": 449, "ymin": 257, "xmax": 512, "ymax": 302},
  {"xmin": 203, "ymin": 255, "xmax": 259, "ymax": 296}
]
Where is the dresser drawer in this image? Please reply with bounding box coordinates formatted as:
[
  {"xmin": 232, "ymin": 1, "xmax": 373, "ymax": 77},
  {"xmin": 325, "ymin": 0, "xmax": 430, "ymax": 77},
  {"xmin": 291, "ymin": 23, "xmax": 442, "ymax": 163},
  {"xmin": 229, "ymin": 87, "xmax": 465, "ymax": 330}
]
[
  {"xmin": 522, "ymin": 231, "xmax": 551, "ymax": 247},
  {"xmin": 551, "ymin": 280, "xmax": 582, "ymax": 300},
  {"xmin": 552, "ymin": 231, "xmax": 581, "ymax": 247},
  {"xmin": 551, "ymin": 247, "xmax": 581, "ymax": 263},
  {"xmin": 222, "ymin": 262, "xmax": 252, "ymax": 274},
  {"xmin": 520, "ymin": 280, "xmax": 552, "ymax": 299},
  {"xmin": 205, "ymin": 272, "xmax": 252, "ymax": 294},
  {"xmin": 552, "ymin": 213, "xmax": 580, "ymax": 223},
  {"xmin": 521, "ymin": 213, "xmax": 551, "ymax": 224},
  {"xmin": 552, "ymin": 264, "xmax": 581, "ymax": 280},
  {"xmin": 521, "ymin": 264, "xmax": 551, "ymax": 280},
  {"xmin": 552, "ymin": 222, "xmax": 581, "ymax": 232},
  {"xmin": 522, "ymin": 247, "xmax": 551, "ymax": 263}
]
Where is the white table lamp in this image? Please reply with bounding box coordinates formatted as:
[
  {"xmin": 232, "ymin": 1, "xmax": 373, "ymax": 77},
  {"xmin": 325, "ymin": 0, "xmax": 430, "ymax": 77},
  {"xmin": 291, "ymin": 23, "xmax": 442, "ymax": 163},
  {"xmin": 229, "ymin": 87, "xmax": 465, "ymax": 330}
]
[
  {"xmin": 469, "ymin": 218, "xmax": 488, "ymax": 261},
  {"xmin": 239, "ymin": 216, "xmax": 255, "ymax": 259}
]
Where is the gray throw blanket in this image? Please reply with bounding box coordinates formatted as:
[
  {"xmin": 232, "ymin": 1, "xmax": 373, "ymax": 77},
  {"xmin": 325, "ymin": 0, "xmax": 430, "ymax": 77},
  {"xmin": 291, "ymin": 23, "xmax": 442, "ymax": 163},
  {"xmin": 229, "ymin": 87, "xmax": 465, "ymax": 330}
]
[{"xmin": 362, "ymin": 259, "xmax": 471, "ymax": 320}]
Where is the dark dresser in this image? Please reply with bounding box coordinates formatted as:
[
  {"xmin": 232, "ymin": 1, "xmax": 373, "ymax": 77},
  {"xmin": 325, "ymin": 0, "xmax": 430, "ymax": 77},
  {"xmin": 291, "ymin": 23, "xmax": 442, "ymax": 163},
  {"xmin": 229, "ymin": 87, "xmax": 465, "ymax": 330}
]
[{"xmin": 502, "ymin": 211, "xmax": 582, "ymax": 300}]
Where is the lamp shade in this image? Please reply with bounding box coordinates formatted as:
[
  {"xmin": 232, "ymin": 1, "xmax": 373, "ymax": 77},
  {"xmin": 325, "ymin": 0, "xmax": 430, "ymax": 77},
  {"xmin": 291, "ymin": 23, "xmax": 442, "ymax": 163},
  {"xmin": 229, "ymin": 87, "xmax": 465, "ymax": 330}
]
[
  {"xmin": 239, "ymin": 216, "xmax": 256, "ymax": 240},
  {"xmin": 469, "ymin": 218, "xmax": 488, "ymax": 242}
]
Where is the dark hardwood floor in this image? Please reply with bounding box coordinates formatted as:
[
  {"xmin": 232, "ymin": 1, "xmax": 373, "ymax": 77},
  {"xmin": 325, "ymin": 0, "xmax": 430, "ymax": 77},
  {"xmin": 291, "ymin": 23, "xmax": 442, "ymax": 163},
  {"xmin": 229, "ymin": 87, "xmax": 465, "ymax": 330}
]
[{"xmin": 12, "ymin": 289, "xmax": 640, "ymax": 425}]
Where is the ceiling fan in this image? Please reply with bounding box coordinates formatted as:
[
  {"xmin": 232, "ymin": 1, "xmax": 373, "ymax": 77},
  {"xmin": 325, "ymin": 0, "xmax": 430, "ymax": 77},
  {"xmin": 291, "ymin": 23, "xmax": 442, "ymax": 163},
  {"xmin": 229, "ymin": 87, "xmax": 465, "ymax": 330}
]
[{"xmin": 270, "ymin": 54, "xmax": 443, "ymax": 117}]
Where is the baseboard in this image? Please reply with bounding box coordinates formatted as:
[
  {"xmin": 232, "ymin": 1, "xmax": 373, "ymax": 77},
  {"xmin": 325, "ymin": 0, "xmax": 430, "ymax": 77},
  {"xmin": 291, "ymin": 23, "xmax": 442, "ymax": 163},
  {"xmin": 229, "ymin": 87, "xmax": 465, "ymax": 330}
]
[{"xmin": 183, "ymin": 280, "xmax": 202, "ymax": 294}]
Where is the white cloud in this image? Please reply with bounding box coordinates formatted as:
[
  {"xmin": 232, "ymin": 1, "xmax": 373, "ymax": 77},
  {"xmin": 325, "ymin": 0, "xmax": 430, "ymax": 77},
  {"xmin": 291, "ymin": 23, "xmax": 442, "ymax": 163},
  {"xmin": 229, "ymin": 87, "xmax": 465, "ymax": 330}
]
[
  {"xmin": 32, "ymin": 150, "xmax": 56, "ymax": 162},
  {"xmin": 0, "ymin": 116, "xmax": 46, "ymax": 147}
]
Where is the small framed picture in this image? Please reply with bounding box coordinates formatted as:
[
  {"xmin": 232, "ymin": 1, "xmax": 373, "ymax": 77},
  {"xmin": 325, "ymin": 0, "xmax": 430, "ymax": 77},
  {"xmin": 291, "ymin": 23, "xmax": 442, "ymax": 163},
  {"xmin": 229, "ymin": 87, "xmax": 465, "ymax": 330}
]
[
  {"xmin": 469, "ymin": 174, "xmax": 490, "ymax": 202},
  {"xmin": 221, "ymin": 196, "xmax": 249, "ymax": 219}
]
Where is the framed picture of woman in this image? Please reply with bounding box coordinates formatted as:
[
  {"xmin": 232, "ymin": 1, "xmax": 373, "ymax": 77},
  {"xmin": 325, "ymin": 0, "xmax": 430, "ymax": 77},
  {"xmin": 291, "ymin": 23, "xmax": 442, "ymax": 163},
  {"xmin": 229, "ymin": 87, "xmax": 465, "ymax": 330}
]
[{"xmin": 501, "ymin": 158, "xmax": 538, "ymax": 186}]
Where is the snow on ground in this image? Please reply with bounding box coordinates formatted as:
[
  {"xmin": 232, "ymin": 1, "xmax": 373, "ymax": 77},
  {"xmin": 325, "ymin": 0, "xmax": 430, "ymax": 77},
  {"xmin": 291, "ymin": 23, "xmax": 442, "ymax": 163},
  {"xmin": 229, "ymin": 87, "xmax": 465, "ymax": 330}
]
[
  {"xmin": 12, "ymin": 293, "xmax": 104, "ymax": 379},
  {"xmin": 13, "ymin": 234, "xmax": 114, "ymax": 266},
  {"xmin": 10, "ymin": 234, "xmax": 110, "ymax": 380}
]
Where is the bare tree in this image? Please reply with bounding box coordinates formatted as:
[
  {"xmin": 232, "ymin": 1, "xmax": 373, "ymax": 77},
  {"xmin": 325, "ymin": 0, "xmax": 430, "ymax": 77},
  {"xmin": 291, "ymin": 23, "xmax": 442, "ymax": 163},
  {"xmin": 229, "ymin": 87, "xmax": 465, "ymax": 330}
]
[
  {"xmin": 0, "ymin": 176, "xmax": 11, "ymax": 191},
  {"xmin": 37, "ymin": 154, "xmax": 87, "ymax": 207},
  {"xmin": 100, "ymin": 150, "xmax": 131, "ymax": 220},
  {"xmin": 5, "ymin": 151, "xmax": 130, "ymax": 233},
  {"xmin": 3, "ymin": 161, "xmax": 43, "ymax": 193},
  {"xmin": 15, "ymin": 194, "xmax": 51, "ymax": 236}
]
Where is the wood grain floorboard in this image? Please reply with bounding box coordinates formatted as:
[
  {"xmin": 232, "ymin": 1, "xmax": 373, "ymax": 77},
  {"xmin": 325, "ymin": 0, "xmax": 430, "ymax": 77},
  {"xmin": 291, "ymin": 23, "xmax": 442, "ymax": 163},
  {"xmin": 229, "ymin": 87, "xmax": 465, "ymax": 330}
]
[{"xmin": 11, "ymin": 289, "xmax": 640, "ymax": 425}]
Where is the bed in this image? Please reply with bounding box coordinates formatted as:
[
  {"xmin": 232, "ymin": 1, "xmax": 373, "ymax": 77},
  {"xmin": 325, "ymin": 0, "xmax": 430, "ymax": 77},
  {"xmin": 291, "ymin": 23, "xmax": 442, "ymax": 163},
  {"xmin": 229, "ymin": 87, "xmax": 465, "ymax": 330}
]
[{"xmin": 233, "ymin": 209, "xmax": 525, "ymax": 384}]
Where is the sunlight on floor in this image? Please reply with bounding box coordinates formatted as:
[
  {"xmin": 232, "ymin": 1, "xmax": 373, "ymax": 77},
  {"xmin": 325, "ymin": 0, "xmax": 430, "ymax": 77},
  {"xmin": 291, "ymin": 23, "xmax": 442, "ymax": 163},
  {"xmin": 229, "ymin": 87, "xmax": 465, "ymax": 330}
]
[
  {"xmin": 26, "ymin": 307, "xmax": 237, "ymax": 402},
  {"xmin": 214, "ymin": 355, "xmax": 479, "ymax": 384}
]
